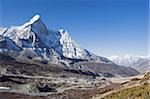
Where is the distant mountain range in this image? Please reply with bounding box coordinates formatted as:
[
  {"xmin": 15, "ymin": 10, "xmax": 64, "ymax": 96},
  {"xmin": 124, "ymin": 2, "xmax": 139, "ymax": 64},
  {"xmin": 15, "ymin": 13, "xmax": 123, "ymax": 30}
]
[
  {"xmin": 0, "ymin": 15, "xmax": 139, "ymax": 77},
  {"xmin": 108, "ymin": 55, "xmax": 150, "ymax": 73}
]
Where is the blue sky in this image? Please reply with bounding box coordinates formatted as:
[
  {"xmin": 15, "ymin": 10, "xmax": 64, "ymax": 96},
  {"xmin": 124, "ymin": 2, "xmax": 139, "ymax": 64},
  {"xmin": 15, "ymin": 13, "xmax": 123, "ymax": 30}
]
[{"xmin": 0, "ymin": 0, "xmax": 149, "ymax": 57}]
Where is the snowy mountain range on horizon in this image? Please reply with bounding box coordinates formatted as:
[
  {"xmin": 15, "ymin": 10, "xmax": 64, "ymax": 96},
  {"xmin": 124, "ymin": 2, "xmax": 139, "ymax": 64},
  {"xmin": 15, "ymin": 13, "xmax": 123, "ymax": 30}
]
[
  {"xmin": 108, "ymin": 55, "xmax": 150, "ymax": 73},
  {"xmin": 108, "ymin": 55, "xmax": 150, "ymax": 66}
]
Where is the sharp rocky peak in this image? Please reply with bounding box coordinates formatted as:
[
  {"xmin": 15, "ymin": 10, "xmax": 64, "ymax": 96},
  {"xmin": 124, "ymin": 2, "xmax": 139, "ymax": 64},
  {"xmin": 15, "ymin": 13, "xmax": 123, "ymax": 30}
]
[
  {"xmin": 24, "ymin": 15, "xmax": 41, "ymax": 26},
  {"xmin": 15, "ymin": 15, "xmax": 43, "ymax": 31},
  {"xmin": 30, "ymin": 15, "xmax": 40, "ymax": 23},
  {"xmin": 0, "ymin": 15, "xmax": 114, "ymax": 65}
]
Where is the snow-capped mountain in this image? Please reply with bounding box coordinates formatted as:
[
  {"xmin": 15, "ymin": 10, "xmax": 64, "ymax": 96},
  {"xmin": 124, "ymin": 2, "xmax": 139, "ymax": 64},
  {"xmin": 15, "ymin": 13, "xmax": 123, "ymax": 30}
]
[
  {"xmin": 108, "ymin": 55, "xmax": 150, "ymax": 73},
  {"xmin": 0, "ymin": 15, "xmax": 141, "ymax": 77},
  {"xmin": 108, "ymin": 55, "xmax": 149, "ymax": 66},
  {"xmin": 0, "ymin": 15, "xmax": 112, "ymax": 65}
]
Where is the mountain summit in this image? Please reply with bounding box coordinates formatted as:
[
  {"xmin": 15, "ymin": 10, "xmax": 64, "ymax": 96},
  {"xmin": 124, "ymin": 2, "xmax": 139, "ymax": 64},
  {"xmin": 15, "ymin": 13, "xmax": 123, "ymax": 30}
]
[{"xmin": 0, "ymin": 15, "xmax": 112, "ymax": 65}]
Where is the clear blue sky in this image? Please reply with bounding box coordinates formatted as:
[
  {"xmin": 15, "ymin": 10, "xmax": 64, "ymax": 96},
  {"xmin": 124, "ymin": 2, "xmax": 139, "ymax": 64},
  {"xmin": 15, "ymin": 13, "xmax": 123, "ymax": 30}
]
[{"xmin": 0, "ymin": 0, "xmax": 149, "ymax": 57}]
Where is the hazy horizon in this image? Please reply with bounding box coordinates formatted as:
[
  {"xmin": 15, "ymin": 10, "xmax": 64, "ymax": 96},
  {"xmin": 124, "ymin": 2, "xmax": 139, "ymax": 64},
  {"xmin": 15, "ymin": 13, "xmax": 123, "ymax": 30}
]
[{"xmin": 0, "ymin": 0, "xmax": 149, "ymax": 57}]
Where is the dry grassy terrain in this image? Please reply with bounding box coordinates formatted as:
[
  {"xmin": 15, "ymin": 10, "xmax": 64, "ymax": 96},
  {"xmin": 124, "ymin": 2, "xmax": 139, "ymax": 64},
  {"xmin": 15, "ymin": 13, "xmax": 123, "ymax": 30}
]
[
  {"xmin": 104, "ymin": 83, "xmax": 150, "ymax": 99},
  {"xmin": 93, "ymin": 72, "xmax": 150, "ymax": 99}
]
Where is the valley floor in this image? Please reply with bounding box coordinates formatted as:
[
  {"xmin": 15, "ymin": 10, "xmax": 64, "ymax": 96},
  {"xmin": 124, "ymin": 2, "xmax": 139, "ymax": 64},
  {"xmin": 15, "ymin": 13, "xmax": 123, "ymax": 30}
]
[
  {"xmin": 0, "ymin": 72, "xmax": 150, "ymax": 99},
  {"xmin": 0, "ymin": 61, "xmax": 149, "ymax": 99}
]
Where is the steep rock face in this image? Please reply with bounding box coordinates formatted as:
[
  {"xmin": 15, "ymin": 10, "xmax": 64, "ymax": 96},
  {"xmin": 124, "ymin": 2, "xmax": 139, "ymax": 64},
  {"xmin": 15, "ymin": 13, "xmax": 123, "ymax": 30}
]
[
  {"xmin": 0, "ymin": 15, "xmax": 113, "ymax": 65},
  {"xmin": 0, "ymin": 27, "xmax": 7, "ymax": 35},
  {"xmin": 0, "ymin": 36, "xmax": 22, "ymax": 51},
  {"xmin": 54, "ymin": 29, "xmax": 87, "ymax": 59}
]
